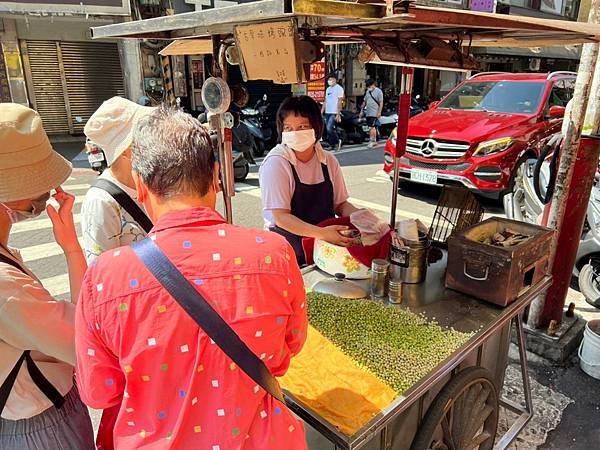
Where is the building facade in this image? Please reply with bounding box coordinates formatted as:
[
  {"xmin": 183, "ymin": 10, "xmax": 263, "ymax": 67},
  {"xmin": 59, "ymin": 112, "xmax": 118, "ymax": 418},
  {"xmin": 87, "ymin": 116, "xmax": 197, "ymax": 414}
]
[{"xmin": 0, "ymin": 1, "xmax": 154, "ymax": 139}]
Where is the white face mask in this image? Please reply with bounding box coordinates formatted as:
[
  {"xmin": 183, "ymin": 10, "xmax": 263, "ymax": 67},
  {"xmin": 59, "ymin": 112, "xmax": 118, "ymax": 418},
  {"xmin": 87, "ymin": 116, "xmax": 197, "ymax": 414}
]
[
  {"xmin": 281, "ymin": 129, "xmax": 316, "ymax": 153},
  {"xmin": 4, "ymin": 192, "xmax": 50, "ymax": 224},
  {"xmin": 327, "ymin": 80, "xmax": 334, "ymax": 87}
]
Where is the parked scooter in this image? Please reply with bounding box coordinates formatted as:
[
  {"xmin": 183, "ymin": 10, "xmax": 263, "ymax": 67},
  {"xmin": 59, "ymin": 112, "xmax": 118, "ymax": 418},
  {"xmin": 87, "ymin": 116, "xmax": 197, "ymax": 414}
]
[
  {"xmin": 373, "ymin": 96, "xmax": 426, "ymax": 138},
  {"xmin": 198, "ymin": 109, "xmax": 253, "ymax": 183},
  {"xmin": 85, "ymin": 138, "xmax": 107, "ymax": 174},
  {"xmin": 240, "ymin": 94, "xmax": 277, "ymax": 157},
  {"xmin": 324, "ymin": 109, "xmax": 368, "ymax": 146},
  {"xmin": 503, "ymin": 133, "xmax": 600, "ymax": 308}
]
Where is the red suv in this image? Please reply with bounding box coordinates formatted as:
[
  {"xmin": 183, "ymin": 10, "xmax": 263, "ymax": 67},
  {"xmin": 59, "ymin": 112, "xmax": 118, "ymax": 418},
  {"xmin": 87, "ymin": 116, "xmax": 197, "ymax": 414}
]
[{"xmin": 383, "ymin": 72, "xmax": 576, "ymax": 198}]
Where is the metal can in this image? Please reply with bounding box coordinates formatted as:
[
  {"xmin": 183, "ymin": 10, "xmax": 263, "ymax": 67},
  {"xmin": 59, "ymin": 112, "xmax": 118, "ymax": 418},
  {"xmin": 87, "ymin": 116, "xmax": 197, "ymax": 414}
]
[
  {"xmin": 370, "ymin": 259, "xmax": 390, "ymax": 298},
  {"xmin": 340, "ymin": 229, "xmax": 362, "ymax": 246},
  {"xmin": 388, "ymin": 280, "xmax": 403, "ymax": 304}
]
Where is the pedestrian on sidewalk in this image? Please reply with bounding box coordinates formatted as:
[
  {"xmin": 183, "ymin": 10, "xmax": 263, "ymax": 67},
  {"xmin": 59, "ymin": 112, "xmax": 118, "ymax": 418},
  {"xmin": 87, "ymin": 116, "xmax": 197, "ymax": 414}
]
[
  {"xmin": 260, "ymin": 96, "xmax": 360, "ymax": 266},
  {"xmin": 81, "ymin": 97, "xmax": 156, "ymax": 263},
  {"xmin": 0, "ymin": 103, "xmax": 94, "ymax": 449},
  {"xmin": 361, "ymin": 79, "xmax": 384, "ymax": 148},
  {"xmin": 75, "ymin": 106, "xmax": 309, "ymax": 450},
  {"xmin": 322, "ymin": 73, "xmax": 345, "ymax": 151}
]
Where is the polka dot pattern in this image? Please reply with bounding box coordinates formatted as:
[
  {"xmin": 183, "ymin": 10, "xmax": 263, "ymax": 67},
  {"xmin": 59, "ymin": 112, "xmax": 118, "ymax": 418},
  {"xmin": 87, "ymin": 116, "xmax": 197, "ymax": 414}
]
[{"xmin": 77, "ymin": 209, "xmax": 308, "ymax": 449}]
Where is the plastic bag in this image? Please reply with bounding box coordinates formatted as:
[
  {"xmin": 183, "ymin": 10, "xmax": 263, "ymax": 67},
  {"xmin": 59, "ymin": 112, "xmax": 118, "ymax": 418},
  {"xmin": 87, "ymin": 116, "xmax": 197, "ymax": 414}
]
[
  {"xmin": 396, "ymin": 219, "xmax": 429, "ymax": 242},
  {"xmin": 350, "ymin": 209, "xmax": 389, "ymax": 246}
]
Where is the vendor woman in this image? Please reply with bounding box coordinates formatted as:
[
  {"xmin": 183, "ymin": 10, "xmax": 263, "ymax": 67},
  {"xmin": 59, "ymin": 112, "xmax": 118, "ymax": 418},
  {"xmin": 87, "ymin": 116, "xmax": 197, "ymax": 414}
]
[{"xmin": 259, "ymin": 95, "xmax": 359, "ymax": 265}]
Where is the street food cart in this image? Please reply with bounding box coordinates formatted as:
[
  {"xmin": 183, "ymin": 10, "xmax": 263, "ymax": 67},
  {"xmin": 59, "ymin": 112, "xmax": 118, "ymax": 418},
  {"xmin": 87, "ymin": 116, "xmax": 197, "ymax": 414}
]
[{"xmin": 90, "ymin": 2, "xmax": 600, "ymax": 448}]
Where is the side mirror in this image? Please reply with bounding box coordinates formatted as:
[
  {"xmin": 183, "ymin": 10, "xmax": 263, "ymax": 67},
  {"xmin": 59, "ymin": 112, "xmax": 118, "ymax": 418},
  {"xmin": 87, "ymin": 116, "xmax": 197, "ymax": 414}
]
[
  {"xmin": 429, "ymin": 100, "xmax": 440, "ymax": 109},
  {"xmin": 548, "ymin": 105, "xmax": 566, "ymax": 119}
]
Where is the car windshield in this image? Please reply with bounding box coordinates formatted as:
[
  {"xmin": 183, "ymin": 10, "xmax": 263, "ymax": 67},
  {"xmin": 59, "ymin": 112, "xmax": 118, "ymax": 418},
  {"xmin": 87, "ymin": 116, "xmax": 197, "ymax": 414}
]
[{"xmin": 437, "ymin": 81, "xmax": 545, "ymax": 114}]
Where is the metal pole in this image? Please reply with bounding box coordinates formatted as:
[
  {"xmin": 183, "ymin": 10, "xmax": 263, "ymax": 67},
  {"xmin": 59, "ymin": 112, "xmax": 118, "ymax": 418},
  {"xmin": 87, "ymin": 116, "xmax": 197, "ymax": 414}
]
[
  {"xmin": 210, "ymin": 35, "xmax": 235, "ymax": 224},
  {"xmin": 390, "ymin": 66, "xmax": 414, "ymax": 227},
  {"xmin": 527, "ymin": 1, "xmax": 600, "ymax": 328}
]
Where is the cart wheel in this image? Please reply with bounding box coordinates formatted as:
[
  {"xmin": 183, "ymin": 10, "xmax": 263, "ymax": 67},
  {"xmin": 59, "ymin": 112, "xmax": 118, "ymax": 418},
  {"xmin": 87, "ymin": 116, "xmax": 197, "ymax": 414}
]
[{"xmin": 411, "ymin": 367, "xmax": 499, "ymax": 450}]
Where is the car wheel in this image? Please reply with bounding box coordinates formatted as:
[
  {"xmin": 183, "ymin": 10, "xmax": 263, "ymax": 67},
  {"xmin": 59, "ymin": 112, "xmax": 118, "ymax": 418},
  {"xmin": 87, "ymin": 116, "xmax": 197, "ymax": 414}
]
[{"xmin": 234, "ymin": 162, "xmax": 250, "ymax": 182}]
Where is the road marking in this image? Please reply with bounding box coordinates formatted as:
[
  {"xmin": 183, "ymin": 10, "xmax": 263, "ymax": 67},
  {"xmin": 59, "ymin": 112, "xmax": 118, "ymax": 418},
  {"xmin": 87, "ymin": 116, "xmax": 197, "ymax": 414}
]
[
  {"xmin": 47, "ymin": 195, "xmax": 85, "ymax": 206},
  {"xmin": 41, "ymin": 274, "xmax": 70, "ymax": 298},
  {"xmin": 11, "ymin": 214, "xmax": 82, "ymax": 234},
  {"xmin": 62, "ymin": 184, "xmax": 91, "ymax": 191},
  {"xmin": 235, "ymin": 181, "xmax": 434, "ymax": 224},
  {"xmin": 19, "ymin": 238, "xmax": 84, "ymax": 263},
  {"xmin": 348, "ymin": 197, "xmax": 433, "ymax": 225}
]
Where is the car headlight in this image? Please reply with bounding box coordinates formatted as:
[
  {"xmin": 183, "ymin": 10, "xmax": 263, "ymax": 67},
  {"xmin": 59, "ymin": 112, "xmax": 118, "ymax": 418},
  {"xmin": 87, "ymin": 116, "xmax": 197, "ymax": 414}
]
[{"xmin": 474, "ymin": 137, "xmax": 515, "ymax": 157}]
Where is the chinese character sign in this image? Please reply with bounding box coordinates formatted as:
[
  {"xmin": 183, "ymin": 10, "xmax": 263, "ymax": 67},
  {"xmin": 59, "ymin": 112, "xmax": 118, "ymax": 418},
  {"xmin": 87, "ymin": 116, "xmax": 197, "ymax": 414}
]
[
  {"xmin": 470, "ymin": 0, "xmax": 495, "ymax": 12},
  {"xmin": 234, "ymin": 20, "xmax": 301, "ymax": 84},
  {"xmin": 307, "ymin": 61, "xmax": 326, "ymax": 103}
]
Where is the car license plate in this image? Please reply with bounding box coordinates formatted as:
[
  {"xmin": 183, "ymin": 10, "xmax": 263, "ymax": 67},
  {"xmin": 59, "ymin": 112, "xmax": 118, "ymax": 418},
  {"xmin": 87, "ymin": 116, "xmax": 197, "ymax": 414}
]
[
  {"xmin": 88, "ymin": 153, "xmax": 105, "ymax": 163},
  {"xmin": 411, "ymin": 169, "xmax": 438, "ymax": 185},
  {"xmin": 362, "ymin": 125, "xmax": 370, "ymax": 132}
]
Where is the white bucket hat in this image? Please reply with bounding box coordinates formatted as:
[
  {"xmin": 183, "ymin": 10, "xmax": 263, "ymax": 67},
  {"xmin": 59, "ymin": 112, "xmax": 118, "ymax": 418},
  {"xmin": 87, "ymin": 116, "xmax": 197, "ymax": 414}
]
[
  {"xmin": 84, "ymin": 97, "xmax": 155, "ymax": 166},
  {"xmin": 0, "ymin": 103, "xmax": 72, "ymax": 203}
]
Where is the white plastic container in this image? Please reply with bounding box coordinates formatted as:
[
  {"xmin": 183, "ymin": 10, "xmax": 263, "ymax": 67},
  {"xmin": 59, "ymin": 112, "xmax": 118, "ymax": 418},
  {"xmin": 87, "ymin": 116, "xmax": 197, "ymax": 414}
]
[
  {"xmin": 313, "ymin": 239, "xmax": 370, "ymax": 280},
  {"xmin": 579, "ymin": 319, "xmax": 600, "ymax": 380}
]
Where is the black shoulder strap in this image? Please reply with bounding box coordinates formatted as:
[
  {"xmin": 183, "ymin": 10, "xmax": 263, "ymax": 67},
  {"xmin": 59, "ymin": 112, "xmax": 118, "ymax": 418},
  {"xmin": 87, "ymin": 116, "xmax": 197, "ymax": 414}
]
[
  {"xmin": 368, "ymin": 89, "xmax": 381, "ymax": 108},
  {"xmin": 0, "ymin": 252, "xmax": 28, "ymax": 275},
  {"xmin": 93, "ymin": 179, "xmax": 153, "ymax": 233},
  {"xmin": 132, "ymin": 238, "xmax": 285, "ymax": 403},
  {"xmin": 0, "ymin": 254, "xmax": 66, "ymax": 413}
]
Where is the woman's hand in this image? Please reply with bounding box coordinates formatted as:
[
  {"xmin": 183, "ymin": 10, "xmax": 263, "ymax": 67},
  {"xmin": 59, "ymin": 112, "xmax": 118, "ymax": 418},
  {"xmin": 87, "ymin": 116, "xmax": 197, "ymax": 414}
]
[
  {"xmin": 47, "ymin": 187, "xmax": 80, "ymax": 254},
  {"xmin": 319, "ymin": 225, "xmax": 353, "ymax": 247}
]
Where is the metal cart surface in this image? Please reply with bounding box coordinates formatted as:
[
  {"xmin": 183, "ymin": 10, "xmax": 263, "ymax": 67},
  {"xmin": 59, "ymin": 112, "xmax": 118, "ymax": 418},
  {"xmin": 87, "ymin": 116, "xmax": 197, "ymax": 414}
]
[{"xmin": 291, "ymin": 254, "xmax": 551, "ymax": 450}]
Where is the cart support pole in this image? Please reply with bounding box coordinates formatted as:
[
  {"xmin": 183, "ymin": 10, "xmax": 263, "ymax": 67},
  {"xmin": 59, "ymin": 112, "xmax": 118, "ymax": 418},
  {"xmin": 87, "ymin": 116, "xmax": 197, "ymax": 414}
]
[
  {"xmin": 527, "ymin": 2, "xmax": 600, "ymax": 328},
  {"xmin": 390, "ymin": 66, "xmax": 414, "ymax": 227},
  {"xmin": 496, "ymin": 313, "xmax": 534, "ymax": 449},
  {"xmin": 210, "ymin": 35, "xmax": 235, "ymax": 224}
]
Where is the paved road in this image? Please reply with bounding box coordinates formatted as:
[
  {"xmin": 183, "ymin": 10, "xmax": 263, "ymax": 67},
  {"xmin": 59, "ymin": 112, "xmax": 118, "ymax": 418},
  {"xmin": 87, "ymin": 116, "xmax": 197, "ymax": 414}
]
[{"xmin": 11, "ymin": 143, "xmax": 597, "ymax": 448}]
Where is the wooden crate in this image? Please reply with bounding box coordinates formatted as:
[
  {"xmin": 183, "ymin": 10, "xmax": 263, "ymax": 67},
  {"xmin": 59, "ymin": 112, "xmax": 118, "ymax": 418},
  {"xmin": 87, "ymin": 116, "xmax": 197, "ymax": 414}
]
[{"xmin": 446, "ymin": 217, "xmax": 554, "ymax": 306}]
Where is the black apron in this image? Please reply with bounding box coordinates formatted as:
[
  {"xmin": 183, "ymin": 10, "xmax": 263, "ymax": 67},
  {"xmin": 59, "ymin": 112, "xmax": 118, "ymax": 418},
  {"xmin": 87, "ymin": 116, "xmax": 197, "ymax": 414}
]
[{"xmin": 271, "ymin": 161, "xmax": 335, "ymax": 266}]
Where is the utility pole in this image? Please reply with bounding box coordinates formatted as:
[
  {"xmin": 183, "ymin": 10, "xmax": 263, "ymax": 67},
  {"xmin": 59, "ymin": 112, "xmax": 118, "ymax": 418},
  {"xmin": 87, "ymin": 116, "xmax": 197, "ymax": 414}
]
[{"xmin": 527, "ymin": 0, "xmax": 600, "ymax": 329}]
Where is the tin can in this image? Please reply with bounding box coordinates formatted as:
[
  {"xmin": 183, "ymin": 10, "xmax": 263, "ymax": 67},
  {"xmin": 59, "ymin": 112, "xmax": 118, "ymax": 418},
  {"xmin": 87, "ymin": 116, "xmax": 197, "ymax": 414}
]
[
  {"xmin": 370, "ymin": 259, "xmax": 390, "ymax": 298},
  {"xmin": 388, "ymin": 280, "xmax": 403, "ymax": 304}
]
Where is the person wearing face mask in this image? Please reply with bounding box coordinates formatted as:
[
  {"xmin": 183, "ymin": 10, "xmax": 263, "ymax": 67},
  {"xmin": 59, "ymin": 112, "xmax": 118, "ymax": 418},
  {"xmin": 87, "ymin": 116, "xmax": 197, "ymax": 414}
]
[
  {"xmin": 321, "ymin": 74, "xmax": 345, "ymax": 151},
  {"xmin": 259, "ymin": 96, "xmax": 360, "ymax": 266},
  {"xmin": 81, "ymin": 97, "xmax": 155, "ymax": 263},
  {"xmin": 0, "ymin": 103, "xmax": 94, "ymax": 449}
]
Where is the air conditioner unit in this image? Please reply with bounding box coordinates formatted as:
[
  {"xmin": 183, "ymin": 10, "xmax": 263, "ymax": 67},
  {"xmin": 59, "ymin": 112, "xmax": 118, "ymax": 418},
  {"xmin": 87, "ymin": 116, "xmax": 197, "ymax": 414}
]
[{"xmin": 529, "ymin": 58, "xmax": 541, "ymax": 71}]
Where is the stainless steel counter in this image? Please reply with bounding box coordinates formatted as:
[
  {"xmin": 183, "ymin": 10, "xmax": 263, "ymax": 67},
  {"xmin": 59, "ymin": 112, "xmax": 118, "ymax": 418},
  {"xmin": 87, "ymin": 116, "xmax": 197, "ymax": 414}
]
[{"xmin": 286, "ymin": 254, "xmax": 552, "ymax": 450}]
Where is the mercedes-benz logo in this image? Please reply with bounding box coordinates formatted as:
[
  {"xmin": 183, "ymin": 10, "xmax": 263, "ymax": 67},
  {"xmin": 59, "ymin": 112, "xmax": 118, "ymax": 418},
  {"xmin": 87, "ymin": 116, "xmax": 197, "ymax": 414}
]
[{"xmin": 420, "ymin": 139, "xmax": 437, "ymax": 157}]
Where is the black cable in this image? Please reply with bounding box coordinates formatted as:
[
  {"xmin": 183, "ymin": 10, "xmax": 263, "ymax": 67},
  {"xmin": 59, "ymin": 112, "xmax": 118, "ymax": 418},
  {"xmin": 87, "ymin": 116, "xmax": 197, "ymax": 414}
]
[{"xmin": 533, "ymin": 135, "xmax": 562, "ymax": 205}]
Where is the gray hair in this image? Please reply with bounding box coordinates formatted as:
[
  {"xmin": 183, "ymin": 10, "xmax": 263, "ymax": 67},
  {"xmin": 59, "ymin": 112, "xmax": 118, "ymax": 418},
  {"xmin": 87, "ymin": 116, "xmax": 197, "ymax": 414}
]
[{"xmin": 132, "ymin": 105, "xmax": 216, "ymax": 199}]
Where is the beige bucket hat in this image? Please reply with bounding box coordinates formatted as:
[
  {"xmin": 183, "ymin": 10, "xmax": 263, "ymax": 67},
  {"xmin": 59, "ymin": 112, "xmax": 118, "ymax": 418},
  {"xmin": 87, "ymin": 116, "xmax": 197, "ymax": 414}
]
[
  {"xmin": 84, "ymin": 97, "xmax": 155, "ymax": 166},
  {"xmin": 0, "ymin": 103, "xmax": 72, "ymax": 203}
]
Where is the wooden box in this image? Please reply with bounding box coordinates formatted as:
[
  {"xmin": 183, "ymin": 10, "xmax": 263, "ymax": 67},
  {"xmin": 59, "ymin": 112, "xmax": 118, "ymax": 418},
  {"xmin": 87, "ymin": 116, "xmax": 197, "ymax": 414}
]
[{"xmin": 446, "ymin": 217, "xmax": 554, "ymax": 306}]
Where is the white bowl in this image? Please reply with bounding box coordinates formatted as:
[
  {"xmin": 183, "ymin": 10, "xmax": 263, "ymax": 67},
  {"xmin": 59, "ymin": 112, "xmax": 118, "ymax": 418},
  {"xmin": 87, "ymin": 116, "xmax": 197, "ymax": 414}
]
[{"xmin": 313, "ymin": 239, "xmax": 371, "ymax": 279}]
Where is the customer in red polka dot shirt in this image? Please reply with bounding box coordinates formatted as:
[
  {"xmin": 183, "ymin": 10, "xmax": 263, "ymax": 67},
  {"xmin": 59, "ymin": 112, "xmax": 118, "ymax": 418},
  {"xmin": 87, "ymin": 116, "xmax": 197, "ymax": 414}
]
[{"xmin": 75, "ymin": 106, "xmax": 308, "ymax": 449}]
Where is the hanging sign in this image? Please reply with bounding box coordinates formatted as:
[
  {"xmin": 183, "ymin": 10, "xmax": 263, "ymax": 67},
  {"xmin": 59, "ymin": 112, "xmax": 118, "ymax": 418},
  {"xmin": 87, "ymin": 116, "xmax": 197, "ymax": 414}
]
[
  {"xmin": 307, "ymin": 61, "xmax": 326, "ymax": 103},
  {"xmin": 233, "ymin": 20, "xmax": 304, "ymax": 84}
]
